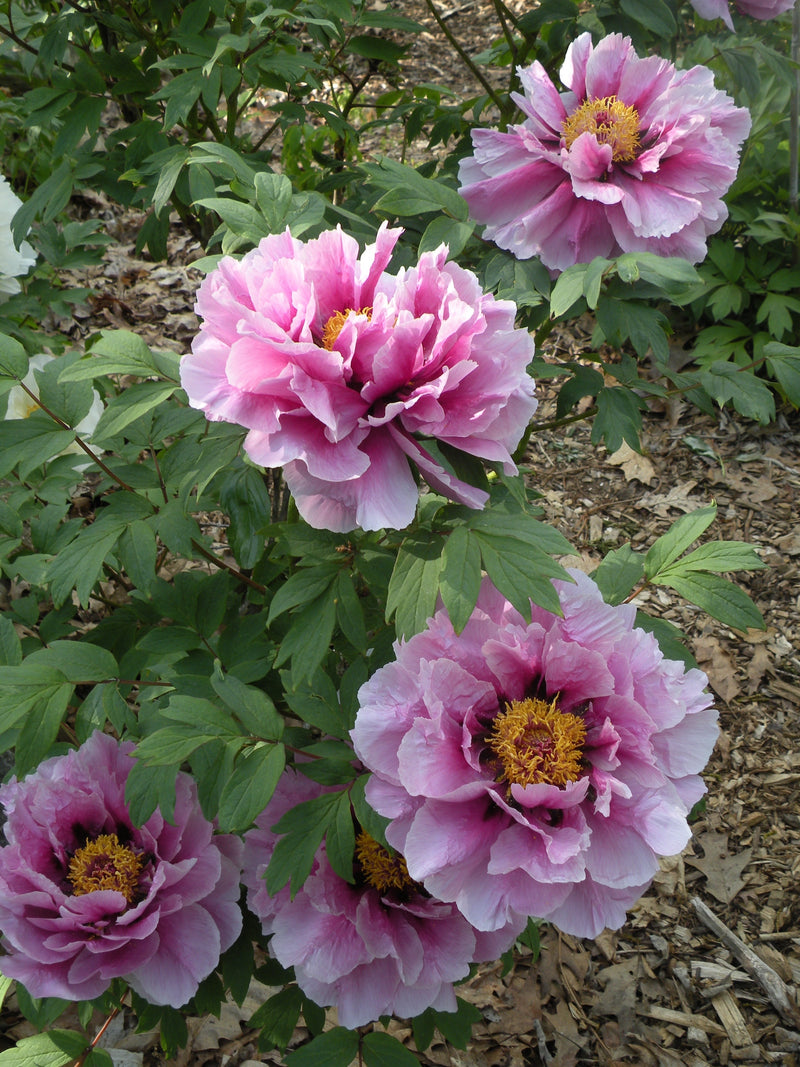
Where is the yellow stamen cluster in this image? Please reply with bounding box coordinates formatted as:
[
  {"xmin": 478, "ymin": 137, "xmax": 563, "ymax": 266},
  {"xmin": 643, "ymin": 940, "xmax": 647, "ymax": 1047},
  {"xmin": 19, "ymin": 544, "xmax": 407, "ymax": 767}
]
[
  {"xmin": 562, "ymin": 95, "xmax": 641, "ymax": 163},
  {"xmin": 488, "ymin": 698, "xmax": 586, "ymax": 789},
  {"xmin": 356, "ymin": 832, "xmax": 413, "ymax": 894},
  {"xmin": 322, "ymin": 307, "xmax": 372, "ymax": 350},
  {"xmin": 67, "ymin": 833, "xmax": 143, "ymax": 903}
]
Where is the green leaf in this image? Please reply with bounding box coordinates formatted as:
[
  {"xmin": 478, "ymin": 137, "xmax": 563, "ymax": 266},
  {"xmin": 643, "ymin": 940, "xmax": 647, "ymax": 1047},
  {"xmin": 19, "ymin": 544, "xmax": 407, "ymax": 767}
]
[
  {"xmin": 217, "ymin": 743, "xmax": 285, "ymax": 832},
  {"xmin": 91, "ymin": 381, "xmax": 177, "ymax": 444},
  {"xmin": 118, "ymin": 520, "xmax": 158, "ymax": 594},
  {"xmin": 25, "ymin": 641, "xmax": 117, "ymax": 683},
  {"xmin": 273, "ymin": 588, "xmax": 337, "ymax": 681},
  {"xmin": 620, "ymin": 0, "xmax": 676, "ymax": 35},
  {"xmin": 267, "ymin": 564, "xmax": 339, "ymax": 625},
  {"xmin": 673, "ymin": 542, "xmax": 766, "ymax": 574},
  {"xmin": 134, "ymin": 726, "xmax": 218, "ymax": 766},
  {"xmin": 418, "ymin": 217, "xmax": 474, "ymax": 257},
  {"xmin": 550, "ymin": 264, "xmax": 587, "ymax": 317},
  {"xmin": 253, "ymin": 172, "xmax": 293, "ymax": 232},
  {"xmin": 644, "ymin": 505, "xmax": 717, "ymax": 579},
  {"xmin": 286, "ymin": 1028, "xmax": 359, "ymax": 1067},
  {"xmin": 592, "ymin": 544, "xmax": 645, "ymax": 605},
  {"xmin": 0, "ymin": 665, "xmax": 72, "ymax": 735},
  {"xmin": 152, "ymin": 145, "xmax": 190, "ymax": 217},
  {"xmin": 219, "ymin": 465, "xmax": 272, "ymax": 568},
  {"xmin": 283, "ymin": 668, "xmax": 350, "ymax": 740},
  {"xmin": 222, "ymin": 927, "xmax": 255, "ymax": 1006},
  {"xmin": 471, "ymin": 532, "xmax": 566, "ymax": 618},
  {"xmin": 699, "ymin": 362, "xmax": 775, "ymax": 425},
  {"xmin": 655, "ymin": 570, "xmax": 764, "ymax": 631},
  {"xmin": 0, "ymin": 1030, "xmax": 88, "ymax": 1066},
  {"xmin": 334, "ymin": 570, "xmax": 367, "ymax": 651},
  {"xmin": 590, "ymin": 386, "xmax": 644, "ymax": 452},
  {"xmin": 0, "ymin": 974, "xmax": 12, "ymax": 1011},
  {"xmin": 211, "ymin": 664, "xmax": 283, "ymax": 739},
  {"xmin": 429, "ymin": 998, "xmax": 482, "ymax": 1048},
  {"xmin": 0, "ymin": 335, "xmax": 28, "ymax": 379},
  {"xmin": 250, "ymin": 985, "xmax": 304, "ymax": 1050},
  {"xmin": 349, "ymin": 775, "xmax": 391, "ymax": 849},
  {"xmin": 764, "ymin": 342, "xmax": 800, "ymax": 406},
  {"xmin": 0, "ymin": 616, "xmax": 23, "ymax": 666},
  {"xmin": 160, "ymin": 694, "xmax": 242, "ymax": 736},
  {"xmin": 48, "ymin": 526, "xmax": 123, "ymax": 607},
  {"xmin": 124, "ymin": 760, "xmax": 177, "ymax": 825},
  {"xmin": 439, "ymin": 526, "xmax": 482, "ymax": 633},
  {"xmin": 266, "ymin": 793, "xmax": 340, "ymax": 896},
  {"xmin": 635, "ymin": 612, "xmax": 697, "ymax": 670},
  {"xmin": 60, "ymin": 330, "xmax": 161, "ymax": 381},
  {"xmin": 13, "ymin": 988, "xmax": 69, "ymax": 1029},
  {"xmin": 366, "ymin": 158, "xmax": 468, "ymax": 220},
  {"xmin": 194, "ymin": 197, "xmax": 271, "ymax": 240},
  {"xmin": 386, "ymin": 536, "xmax": 444, "ymax": 639},
  {"xmin": 325, "ymin": 791, "xmax": 356, "ymax": 884},
  {"xmin": 363, "ymin": 1031, "xmax": 421, "ymax": 1067},
  {"xmin": 156, "ymin": 499, "xmax": 202, "ymax": 556}
]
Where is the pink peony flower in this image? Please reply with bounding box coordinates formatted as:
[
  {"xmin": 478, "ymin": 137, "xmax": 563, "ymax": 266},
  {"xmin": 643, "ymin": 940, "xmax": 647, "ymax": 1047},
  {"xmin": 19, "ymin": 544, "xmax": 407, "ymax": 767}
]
[
  {"xmin": 242, "ymin": 770, "xmax": 521, "ymax": 1027},
  {"xmin": 735, "ymin": 0, "xmax": 795, "ymax": 18},
  {"xmin": 351, "ymin": 572, "xmax": 717, "ymax": 939},
  {"xmin": 457, "ymin": 33, "xmax": 751, "ymax": 271},
  {"xmin": 181, "ymin": 224, "xmax": 537, "ymax": 532},
  {"xmin": 0, "ymin": 732, "xmax": 243, "ymax": 1007},
  {"xmin": 690, "ymin": 0, "xmax": 793, "ymax": 27}
]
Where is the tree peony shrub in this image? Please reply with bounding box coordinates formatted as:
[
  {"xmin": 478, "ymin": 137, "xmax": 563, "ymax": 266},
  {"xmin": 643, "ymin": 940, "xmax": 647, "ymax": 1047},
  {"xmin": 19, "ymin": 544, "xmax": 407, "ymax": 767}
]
[
  {"xmin": 351, "ymin": 572, "xmax": 718, "ymax": 939},
  {"xmin": 242, "ymin": 770, "xmax": 522, "ymax": 1027},
  {"xmin": 180, "ymin": 224, "xmax": 537, "ymax": 532},
  {"xmin": 0, "ymin": 175, "xmax": 36, "ymax": 299},
  {"xmin": 0, "ymin": 732, "xmax": 243, "ymax": 1007},
  {"xmin": 457, "ymin": 33, "xmax": 751, "ymax": 271}
]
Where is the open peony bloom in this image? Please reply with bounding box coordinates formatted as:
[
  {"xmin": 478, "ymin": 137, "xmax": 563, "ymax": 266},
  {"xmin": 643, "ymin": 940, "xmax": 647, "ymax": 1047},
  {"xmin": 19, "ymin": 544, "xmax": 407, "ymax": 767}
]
[
  {"xmin": 0, "ymin": 176, "xmax": 36, "ymax": 299},
  {"xmin": 0, "ymin": 732, "xmax": 243, "ymax": 1007},
  {"xmin": 5, "ymin": 352, "xmax": 104, "ymax": 468},
  {"xmin": 181, "ymin": 224, "xmax": 537, "ymax": 532},
  {"xmin": 242, "ymin": 770, "xmax": 521, "ymax": 1027},
  {"xmin": 351, "ymin": 572, "xmax": 718, "ymax": 939},
  {"xmin": 458, "ymin": 33, "xmax": 751, "ymax": 271},
  {"xmin": 690, "ymin": 0, "xmax": 794, "ymax": 28}
]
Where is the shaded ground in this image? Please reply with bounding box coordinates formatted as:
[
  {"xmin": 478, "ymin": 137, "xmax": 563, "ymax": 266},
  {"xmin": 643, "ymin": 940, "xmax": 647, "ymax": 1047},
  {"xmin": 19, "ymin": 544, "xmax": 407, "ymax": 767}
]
[{"xmin": 2, "ymin": 1, "xmax": 800, "ymax": 1063}]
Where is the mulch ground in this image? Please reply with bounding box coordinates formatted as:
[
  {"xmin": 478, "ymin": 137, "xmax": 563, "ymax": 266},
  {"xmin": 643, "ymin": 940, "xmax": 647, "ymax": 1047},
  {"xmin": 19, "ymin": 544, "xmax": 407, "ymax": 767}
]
[{"xmin": 2, "ymin": 1, "xmax": 799, "ymax": 1063}]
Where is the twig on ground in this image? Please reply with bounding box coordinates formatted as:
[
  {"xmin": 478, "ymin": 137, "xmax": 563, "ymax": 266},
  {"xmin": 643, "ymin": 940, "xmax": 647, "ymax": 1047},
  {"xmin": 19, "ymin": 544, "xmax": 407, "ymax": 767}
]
[{"xmin": 692, "ymin": 896, "xmax": 800, "ymax": 1027}]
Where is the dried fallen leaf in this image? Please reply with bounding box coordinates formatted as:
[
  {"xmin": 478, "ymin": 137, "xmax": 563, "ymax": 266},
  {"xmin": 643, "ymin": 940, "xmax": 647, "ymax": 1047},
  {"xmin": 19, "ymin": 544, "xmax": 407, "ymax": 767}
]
[
  {"xmin": 637, "ymin": 480, "xmax": 699, "ymax": 516},
  {"xmin": 686, "ymin": 832, "xmax": 753, "ymax": 904},
  {"xmin": 608, "ymin": 441, "xmax": 656, "ymax": 485},
  {"xmin": 694, "ymin": 635, "xmax": 741, "ymax": 704}
]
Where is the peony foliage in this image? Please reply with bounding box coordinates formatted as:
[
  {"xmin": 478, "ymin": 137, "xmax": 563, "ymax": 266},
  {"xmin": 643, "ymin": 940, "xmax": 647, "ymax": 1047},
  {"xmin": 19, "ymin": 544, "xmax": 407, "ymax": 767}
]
[{"xmin": 0, "ymin": 0, "xmax": 790, "ymax": 1063}]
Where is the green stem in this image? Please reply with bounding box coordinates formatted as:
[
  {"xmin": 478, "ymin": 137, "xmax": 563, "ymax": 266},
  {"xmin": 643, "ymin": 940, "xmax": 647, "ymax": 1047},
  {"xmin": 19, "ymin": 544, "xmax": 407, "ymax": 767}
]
[
  {"xmin": 422, "ymin": 0, "xmax": 504, "ymax": 112},
  {"xmin": 190, "ymin": 538, "xmax": 267, "ymax": 594},
  {"xmin": 16, "ymin": 381, "xmax": 138, "ymax": 493}
]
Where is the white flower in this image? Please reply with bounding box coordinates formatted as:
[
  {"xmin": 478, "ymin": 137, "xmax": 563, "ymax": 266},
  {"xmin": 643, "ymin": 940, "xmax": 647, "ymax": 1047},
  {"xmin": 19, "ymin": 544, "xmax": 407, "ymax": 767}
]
[
  {"xmin": 6, "ymin": 353, "xmax": 104, "ymax": 468},
  {"xmin": 0, "ymin": 176, "xmax": 36, "ymax": 299}
]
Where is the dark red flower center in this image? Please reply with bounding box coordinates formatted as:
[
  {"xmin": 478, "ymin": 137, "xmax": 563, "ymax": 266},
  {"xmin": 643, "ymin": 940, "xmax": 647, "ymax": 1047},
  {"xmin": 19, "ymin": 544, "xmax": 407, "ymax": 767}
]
[
  {"xmin": 488, "ymin": 697, "xmax": 586, "ymax": 789},
  {"xmin": 67, "ymin": 833, "xmax": 143, "ymax": 902},
  {"xmin": 562, "ymin": 95, "xmax": 641, "ymax": 163}
]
